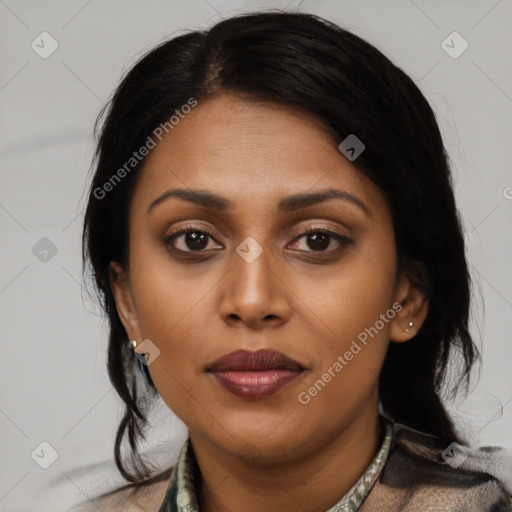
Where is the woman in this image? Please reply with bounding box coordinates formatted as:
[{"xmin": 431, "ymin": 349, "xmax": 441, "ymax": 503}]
[{"xmin": 76, "ymin": 10, "xmax": 512, "ymax": 511}]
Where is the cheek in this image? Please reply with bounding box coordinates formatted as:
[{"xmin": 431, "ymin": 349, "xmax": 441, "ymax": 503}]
[
  {"xmin": 128, "ymin": 253, "xmax": 202, "ymax": 414},
  {"xmin": 317, "ymin": 233, "xmax": 396, "ymax": 342},
  {"xmin": 129, "ymin": 234, "xmax": 198, "ymax": 332},
  {"xmin": 126, "ymin": 242, "xmax": 201, "ymax": 377},
  {"xmin": 302, "ymin": 231, "xmax": 396, "ymax": 404}
]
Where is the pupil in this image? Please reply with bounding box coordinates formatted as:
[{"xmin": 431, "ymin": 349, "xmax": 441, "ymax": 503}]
[
  {"xmin": 308, "ymin": 233, "xmax": 329, "ymax": 251},
  {"xmin": 187, "ymin": 232, "xmax": 207, "ymax": 250}
]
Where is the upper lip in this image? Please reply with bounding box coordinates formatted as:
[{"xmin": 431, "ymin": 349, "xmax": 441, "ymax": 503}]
[{"xmin": 207, "ymin": 349, "xmax": 305, "ymax": 372}]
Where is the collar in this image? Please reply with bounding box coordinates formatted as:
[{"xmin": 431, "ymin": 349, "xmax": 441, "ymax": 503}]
[{"xmin": 157, "ymin": 416, "xmax": 394, "ymax": 512}]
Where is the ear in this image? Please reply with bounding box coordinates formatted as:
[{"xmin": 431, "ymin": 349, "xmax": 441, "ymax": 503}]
[
  {"xmin": 109, "ymin": 261, "xmax": 143, "ymax": 352},
  {"xmin": 389, "ymin": 261, "xmax": 429, "ymax": 343}
]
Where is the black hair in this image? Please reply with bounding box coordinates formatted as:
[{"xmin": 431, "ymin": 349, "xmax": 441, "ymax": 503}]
[{"xmin": 82, "ymin": 10, "xmax": 479, "ymax": 486}]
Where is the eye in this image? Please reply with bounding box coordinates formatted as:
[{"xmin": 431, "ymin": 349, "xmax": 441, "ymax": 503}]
[
  {"xmin": 163, "ymin": 225, "xmax": 353, "ymax": 257},
  {"xmin": 164, "ymin": 226, "xmax": 222, "ymax": 253},
  {"xmin": 288, "ymin": 228, "xmax": 353, "ymax": 253}
]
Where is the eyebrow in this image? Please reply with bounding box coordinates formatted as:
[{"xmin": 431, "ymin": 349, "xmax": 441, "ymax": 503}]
[{"xmin": 147, "ymin": 188, "xmax": 371, "ymax": 217}]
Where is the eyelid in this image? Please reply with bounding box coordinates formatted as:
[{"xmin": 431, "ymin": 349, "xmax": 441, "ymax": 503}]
[
  {"xmin": 165, "ymin": 220, "xmax": 349, "ymax": 241},
  {"xmin": 288, "ymin": 220, "xmax": 351, "ymax": 238}
]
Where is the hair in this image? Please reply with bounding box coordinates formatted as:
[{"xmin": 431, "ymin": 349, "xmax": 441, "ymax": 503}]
[{"xmin": 82, "ymin": 10, "xmax": 480, "ymax": 487}]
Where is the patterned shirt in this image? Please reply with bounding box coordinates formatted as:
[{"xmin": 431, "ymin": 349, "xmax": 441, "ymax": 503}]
[{"xmin": 156, "ymin": 416, "xmax": 394, "ymax": 512}]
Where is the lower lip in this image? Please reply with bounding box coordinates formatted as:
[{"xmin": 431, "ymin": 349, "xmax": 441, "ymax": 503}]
[{"xmin": 210, "ymin": 369, "xmax": 303, "ymax": 399}]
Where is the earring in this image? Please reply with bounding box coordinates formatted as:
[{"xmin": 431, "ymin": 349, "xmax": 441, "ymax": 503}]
[
  {"xmin": 404, "ymin": 321, "xmax": 413, "ymax": 333},
  {"xmin": 129, "ymin": 339, "xmax": 147, "ymax": 364}
]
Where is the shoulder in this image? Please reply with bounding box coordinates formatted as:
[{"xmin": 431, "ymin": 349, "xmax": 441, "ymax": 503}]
[
  {"xmin": 69, "ymin": 469, "xmax": 173, "ymax": 512},
  {"xmin": 364, "ymin": 422, "xmax": 512, "ymax": 511}
]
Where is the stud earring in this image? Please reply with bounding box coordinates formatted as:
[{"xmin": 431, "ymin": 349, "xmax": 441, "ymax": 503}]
[
  {"xmin": 129, "ymin": 339, "xmax": 147, "ymax": 364},
  {"xmin": 404, "ymin": 321, "xmax": 413, "ymax": 333}
]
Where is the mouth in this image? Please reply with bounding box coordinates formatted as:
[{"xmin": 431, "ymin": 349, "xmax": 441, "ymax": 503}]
[{"xmin": 206, "ymin": 349, "xmax": 306, "ymax": 399}]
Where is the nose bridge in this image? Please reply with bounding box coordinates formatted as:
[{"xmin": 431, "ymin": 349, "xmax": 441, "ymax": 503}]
[
  {"xmin": 233, "ymin": 234, "xmax": 275, "ymax": 302},
  {"xmin": 220, "ymin": 233, "xmax": 290, "ymax": 326}
]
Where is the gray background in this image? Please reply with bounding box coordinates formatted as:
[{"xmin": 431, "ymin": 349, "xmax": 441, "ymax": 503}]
[{"xmin": 1, "ymin": 0, "xmax": 511, "ymax": 510}]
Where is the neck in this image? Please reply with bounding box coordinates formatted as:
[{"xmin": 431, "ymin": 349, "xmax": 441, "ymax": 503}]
[{"xmin": 190, "ymin": 406, "xmax": 382, "ymax": 512}]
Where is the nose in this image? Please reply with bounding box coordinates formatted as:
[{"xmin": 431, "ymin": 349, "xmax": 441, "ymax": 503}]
[{"xmin": 219, "ymin": 243, "xmax": 292, "ymax": 330}]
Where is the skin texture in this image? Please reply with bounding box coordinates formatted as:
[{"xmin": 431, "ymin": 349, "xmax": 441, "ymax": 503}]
[{"xmin": 109, "ymin": 94, "xmax": 429, "ymax": 512}]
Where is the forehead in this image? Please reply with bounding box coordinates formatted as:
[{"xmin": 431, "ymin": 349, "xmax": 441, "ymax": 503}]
[{"xmin": 130, "ymin": 94, "xmax": 385, "ymax": 216}]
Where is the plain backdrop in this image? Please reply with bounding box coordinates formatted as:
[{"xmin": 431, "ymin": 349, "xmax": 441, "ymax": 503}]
[{"xmin": 1, "ymin": 0, "xmax": 511, "ymax": 510}]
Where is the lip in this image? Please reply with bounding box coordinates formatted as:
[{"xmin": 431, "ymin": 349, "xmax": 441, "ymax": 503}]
[{"xmin": 206, "ymin": 349, "xmax": 305, "ymax": 399}]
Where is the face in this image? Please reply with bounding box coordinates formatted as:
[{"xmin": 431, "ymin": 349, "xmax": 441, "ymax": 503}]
[{"xmin": 110, "ymin": 94, "xmax": 426, "ymax": 462}]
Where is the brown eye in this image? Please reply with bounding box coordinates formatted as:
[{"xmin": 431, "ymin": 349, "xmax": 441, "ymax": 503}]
[
  {"xmin": 289, "ymin": 228, "xmax": 353, "ymax": 253},
  {"xmin": 163, "ymin": 225, "xmax": 352, "ymax": 259},
  {"xmin": 164, "ymin": 227, "xmax": 221, "ymax": 252}
]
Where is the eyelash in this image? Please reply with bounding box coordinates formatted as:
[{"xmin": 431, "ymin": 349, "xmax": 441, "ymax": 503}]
[{"xmin": 163, "ymin": 225, "xmax": 353, "ymax": 258}]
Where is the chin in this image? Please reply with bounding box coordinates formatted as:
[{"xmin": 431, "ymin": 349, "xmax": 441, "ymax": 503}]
[{"xmin": 213, "ymin": 416, "xmax": 311, "ymax": 461}]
